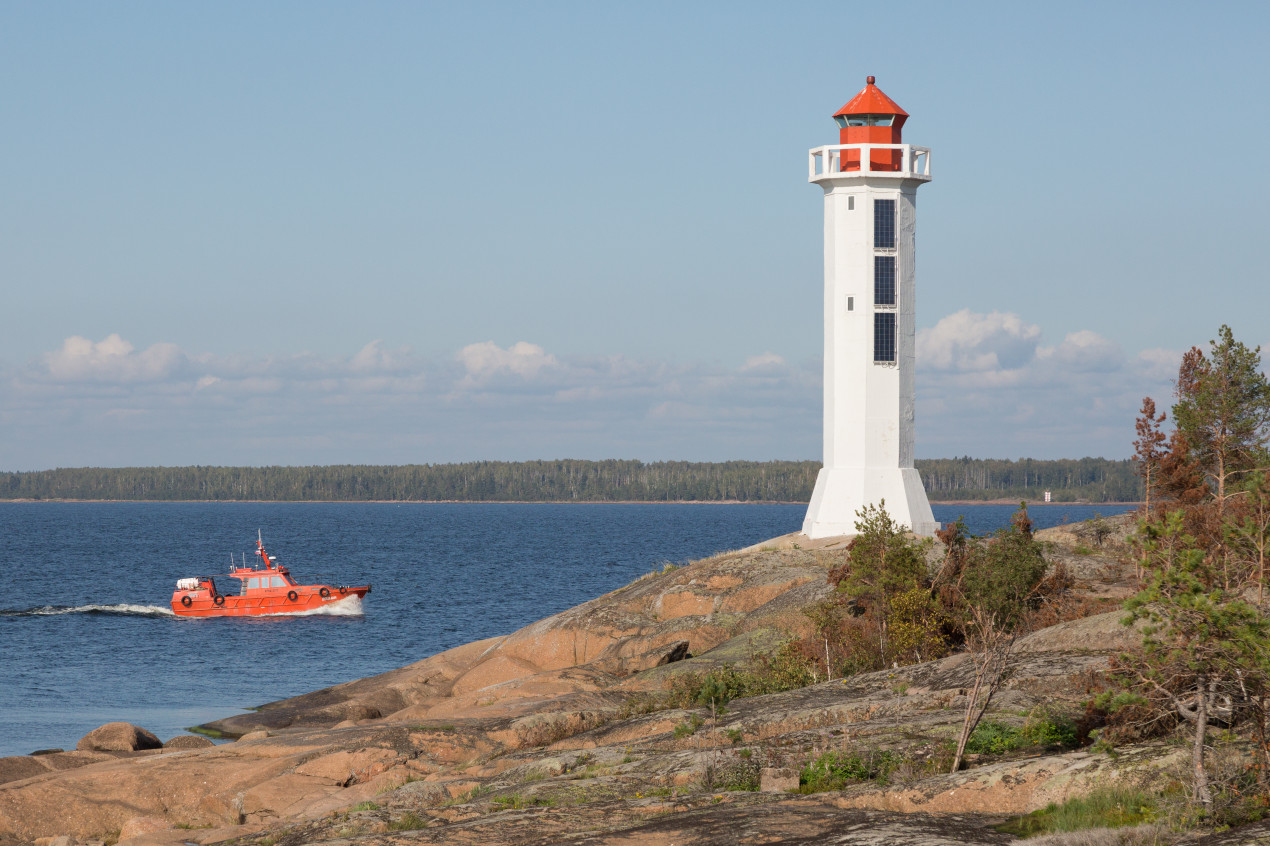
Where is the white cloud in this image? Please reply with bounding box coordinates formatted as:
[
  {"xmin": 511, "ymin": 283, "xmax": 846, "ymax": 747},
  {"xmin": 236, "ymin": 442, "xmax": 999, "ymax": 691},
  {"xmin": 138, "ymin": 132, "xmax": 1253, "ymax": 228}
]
[
  {"xmin": 1135, "ymin": 347, "xmax": 1182, "ymax": 382},
  {"xmin": 43, "ymin": 334, "xmax": 186, "ymax": 383},
  {"xmin": 916, "ymin": 310, "xmax": 1041, "ymax": 372},
  {"xmin": 349, "ymin": 340, "xmax": 415, "ymax": 374},
  {"xmin": 915, "ymin": 317, "xmax": 1173, "ymax": 460},
  {"xmin": 1036, "ymin": 330, "xmax": 1123, "ymax": 373},
  {"xmin": 457, "ymin": 341, "xmax": 558, "ymax": 382},
  {"xmin": 741, "ymin": 353, "xmax": 786, "ymax": 373}
]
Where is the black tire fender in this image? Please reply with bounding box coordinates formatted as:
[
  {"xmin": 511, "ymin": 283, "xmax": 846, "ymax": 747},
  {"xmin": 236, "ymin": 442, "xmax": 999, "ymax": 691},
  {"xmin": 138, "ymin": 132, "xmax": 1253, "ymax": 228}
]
[
  {"xmin": 181, "ymin": 595, "xmax": 192, "ymax": 607},
  {"xmin": 338, "ymin": 586, "xmax": 347, "ymax": 595},
  {"xmin": 319, "ymin": 587, "xmax": 331, "ymax": 598},
  {"xmin": 213, "ymin": 594, "xmax": 225, "ymax": 606},
  {"xmin": 287, "ymin": 590, "xmax": 298, "ymax": 602}
]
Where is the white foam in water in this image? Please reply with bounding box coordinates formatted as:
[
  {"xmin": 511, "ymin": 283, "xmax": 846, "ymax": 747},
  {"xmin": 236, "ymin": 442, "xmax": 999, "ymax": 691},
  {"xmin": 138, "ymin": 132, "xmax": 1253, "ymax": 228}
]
[
  {"xmin": 29, "ymin": 604, "xmax": 176, "ymax": 617},
  {"xmin": 259, "ymin": 595, "xmax": 365, "ymax": 617}
]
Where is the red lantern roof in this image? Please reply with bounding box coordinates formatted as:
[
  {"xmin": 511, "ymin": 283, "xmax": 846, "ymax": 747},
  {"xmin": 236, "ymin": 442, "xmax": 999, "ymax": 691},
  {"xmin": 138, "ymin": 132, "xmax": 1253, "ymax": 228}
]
[{"xmin": 833, "ymin": 76, "xmax": 909, "ymax": 119}]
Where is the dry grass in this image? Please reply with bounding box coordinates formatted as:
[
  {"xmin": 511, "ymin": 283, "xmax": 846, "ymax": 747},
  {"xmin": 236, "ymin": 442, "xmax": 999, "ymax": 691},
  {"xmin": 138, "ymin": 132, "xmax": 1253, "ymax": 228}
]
[{"xmin": 1011, "ymin": 823, "xmax": 1183, "ymax": 846}]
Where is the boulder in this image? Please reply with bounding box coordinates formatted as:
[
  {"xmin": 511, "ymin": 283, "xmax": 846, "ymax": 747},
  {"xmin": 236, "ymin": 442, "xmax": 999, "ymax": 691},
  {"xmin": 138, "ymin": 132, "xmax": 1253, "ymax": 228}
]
[
  {"xmin": 163, "ymin": 734, "xmax": 215, "ymax": 749},
  {"xmin": 76, "ymin": 722, "xmax": 162, "ymax": 752}
]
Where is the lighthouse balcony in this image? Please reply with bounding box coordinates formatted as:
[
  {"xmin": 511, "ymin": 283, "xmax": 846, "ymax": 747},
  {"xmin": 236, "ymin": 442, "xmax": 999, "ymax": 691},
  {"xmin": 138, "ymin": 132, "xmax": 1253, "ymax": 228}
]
[{"xmin": 808, "ymin": 144, "xmax": 931, "ymax": 183}]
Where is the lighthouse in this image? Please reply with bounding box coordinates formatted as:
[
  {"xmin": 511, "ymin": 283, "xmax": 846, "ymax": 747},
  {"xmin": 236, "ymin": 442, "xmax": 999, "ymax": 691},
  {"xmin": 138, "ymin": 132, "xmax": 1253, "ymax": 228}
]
[{"xmin": 801, "ymin": 77, "xmax": 939, "ymax": 539}]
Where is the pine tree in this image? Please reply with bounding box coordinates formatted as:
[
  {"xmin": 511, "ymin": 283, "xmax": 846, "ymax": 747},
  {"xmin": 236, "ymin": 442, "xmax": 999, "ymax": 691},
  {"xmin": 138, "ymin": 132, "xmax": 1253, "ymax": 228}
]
[
  {"xmin": 1173, "ymin": 325, "xmax": 1270, "ymax": 514},
  {"xmin": 1124, "ymin": 511, "xmax": 1270, "ymax": 806}
]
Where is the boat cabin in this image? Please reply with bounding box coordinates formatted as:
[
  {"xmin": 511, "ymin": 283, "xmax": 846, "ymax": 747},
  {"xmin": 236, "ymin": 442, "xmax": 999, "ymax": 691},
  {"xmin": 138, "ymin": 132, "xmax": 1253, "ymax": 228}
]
[
  {"xmin": 239, "ymin": 572, "xmax": 294, "ymax": 591},
  {"xmin": 227, "ymin": 544, "xmax": 298, "ymax": 594}
]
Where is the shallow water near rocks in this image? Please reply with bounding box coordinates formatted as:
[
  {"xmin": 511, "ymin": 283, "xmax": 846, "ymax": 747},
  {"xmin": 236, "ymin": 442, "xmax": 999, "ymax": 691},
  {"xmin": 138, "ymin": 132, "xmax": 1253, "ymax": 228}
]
[{"xmin": 0, "ymin": 501, "xmax": 1130, "ymax": 757}]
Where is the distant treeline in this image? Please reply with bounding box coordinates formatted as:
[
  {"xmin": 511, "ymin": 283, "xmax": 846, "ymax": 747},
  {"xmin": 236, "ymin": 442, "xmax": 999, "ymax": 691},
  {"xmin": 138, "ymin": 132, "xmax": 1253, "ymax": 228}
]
[{"xmin": 1, "ymin": 458, "xmax": 1140, "ymax": 503}]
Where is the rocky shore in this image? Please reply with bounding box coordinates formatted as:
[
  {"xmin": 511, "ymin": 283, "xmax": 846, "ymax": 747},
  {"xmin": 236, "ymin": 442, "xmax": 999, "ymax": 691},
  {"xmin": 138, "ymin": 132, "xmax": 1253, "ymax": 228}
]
[{"xmin": 4, "ymin": 516, "xmax": 1267, "ymax": 845}]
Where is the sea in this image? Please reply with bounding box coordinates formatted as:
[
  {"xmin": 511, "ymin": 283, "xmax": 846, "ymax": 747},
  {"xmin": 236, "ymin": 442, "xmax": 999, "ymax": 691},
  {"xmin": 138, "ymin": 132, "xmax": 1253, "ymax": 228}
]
[{"xmin": 0, "ymin": 501, "xmax": 1133, "ymax": 758}]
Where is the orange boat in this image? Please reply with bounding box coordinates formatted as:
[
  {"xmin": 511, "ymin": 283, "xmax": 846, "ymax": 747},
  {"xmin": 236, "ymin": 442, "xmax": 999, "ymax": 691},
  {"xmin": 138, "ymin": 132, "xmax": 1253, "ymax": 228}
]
[{"xmin": 171, "ymin": 532, "xmax": 371, "ymax": 617}]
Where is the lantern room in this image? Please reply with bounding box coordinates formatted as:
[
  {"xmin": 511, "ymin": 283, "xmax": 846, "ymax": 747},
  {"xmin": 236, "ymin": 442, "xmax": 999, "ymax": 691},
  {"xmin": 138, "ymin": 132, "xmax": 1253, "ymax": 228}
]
[{"xmin": 833, "ymin": 76, "xmax": 909, "ymax": 172}]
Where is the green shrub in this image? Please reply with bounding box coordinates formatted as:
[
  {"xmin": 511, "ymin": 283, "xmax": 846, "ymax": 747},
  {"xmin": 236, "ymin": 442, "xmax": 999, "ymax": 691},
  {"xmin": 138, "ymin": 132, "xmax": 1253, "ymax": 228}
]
[
  {"xmin": 1022, "ymin": 708, "xmax": 1079, "ymax": 749},
  {"xmin": 965, "ymin": 720, "xmax": 1026, "ymax": 755},
  {"xmin": 957, "ymin": 505, "xmax": 1048, "ymax": 633},
  {"xmin": 667, "ymin": 667, "xmax": 746, "ymax": 710},
  {"xmin": 743, "ymin": 642, "xmax": 817, "ymax": 695},
  {"xmin": 886, "ymin": 586, "xmax": 951, "ymax": 665},
  {"xmin": 666, "ymin": 643, "xmax": 817, "ymax": 711},
  {"xmin": 965, "ymin": 712, "xmax": 1079, "ymax": 757},
  {"xmin": 799, "ymin": 749, "xmax": 898, "ymax": 792}
]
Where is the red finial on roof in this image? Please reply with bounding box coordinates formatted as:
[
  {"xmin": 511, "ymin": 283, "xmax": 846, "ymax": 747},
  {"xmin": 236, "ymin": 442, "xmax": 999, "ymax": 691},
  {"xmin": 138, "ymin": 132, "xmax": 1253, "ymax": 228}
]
[{"xmin": 867, "ymin": 75, "xmax": 875, "ymax": 84}]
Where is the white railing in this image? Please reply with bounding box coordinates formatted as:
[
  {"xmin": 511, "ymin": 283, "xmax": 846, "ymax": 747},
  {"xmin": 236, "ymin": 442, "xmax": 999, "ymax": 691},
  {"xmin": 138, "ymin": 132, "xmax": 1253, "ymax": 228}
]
[{"xmin": 808, "ymin": 144, "xmax": 931, "ymax": 181}]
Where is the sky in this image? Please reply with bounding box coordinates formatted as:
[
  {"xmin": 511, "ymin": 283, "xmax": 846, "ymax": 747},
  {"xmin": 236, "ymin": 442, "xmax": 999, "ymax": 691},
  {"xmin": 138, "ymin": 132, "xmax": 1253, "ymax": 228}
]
[{"xmin": 2, "ymin": 1, "xmax": 1267, "ymax": 471}]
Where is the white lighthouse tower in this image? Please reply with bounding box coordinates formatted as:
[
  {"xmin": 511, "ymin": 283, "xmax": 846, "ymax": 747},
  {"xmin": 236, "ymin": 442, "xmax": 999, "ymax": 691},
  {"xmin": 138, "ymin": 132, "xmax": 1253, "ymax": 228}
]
[{"xmin": 801, "ymin": 77, "xmax": 938, "ymax": 539}]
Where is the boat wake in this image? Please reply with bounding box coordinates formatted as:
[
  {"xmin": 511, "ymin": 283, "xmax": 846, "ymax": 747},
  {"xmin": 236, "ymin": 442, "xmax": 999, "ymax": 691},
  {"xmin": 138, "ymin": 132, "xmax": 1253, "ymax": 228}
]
[
  {"xmin": 1, "ymin": 604, "xmax": 176, "ymax": 618},
  {"xmin": 259, "ymin": 596, "xmax": 365, "ymax": 617}
]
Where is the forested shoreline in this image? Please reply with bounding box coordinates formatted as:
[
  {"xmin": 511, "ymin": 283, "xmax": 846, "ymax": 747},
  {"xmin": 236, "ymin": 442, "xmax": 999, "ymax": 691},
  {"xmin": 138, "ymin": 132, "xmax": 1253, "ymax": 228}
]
[{"xmin": 1, "ymin": 458, "xmax": 1140, "ymax": 503}]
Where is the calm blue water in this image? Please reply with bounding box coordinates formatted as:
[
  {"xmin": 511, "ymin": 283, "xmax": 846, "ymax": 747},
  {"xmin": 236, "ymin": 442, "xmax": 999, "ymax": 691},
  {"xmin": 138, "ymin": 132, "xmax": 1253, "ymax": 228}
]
[{"xmin": 0, "ymin": 501, "xmax": 1131, "ymax": 758}]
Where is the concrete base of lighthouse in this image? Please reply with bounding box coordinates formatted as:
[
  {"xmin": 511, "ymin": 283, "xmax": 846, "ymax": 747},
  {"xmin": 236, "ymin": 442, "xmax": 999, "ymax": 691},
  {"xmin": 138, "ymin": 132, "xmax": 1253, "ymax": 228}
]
[{"xmin": 801, "ymin": 467, "xmax": 939, "ymax": 539}]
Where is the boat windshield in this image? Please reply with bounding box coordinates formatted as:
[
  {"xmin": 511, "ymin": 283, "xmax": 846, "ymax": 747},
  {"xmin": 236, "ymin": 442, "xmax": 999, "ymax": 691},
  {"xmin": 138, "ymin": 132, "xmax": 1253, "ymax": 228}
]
[{"xmin": 242, "ymin": 575, "xmax": 291, "ymax": 592}]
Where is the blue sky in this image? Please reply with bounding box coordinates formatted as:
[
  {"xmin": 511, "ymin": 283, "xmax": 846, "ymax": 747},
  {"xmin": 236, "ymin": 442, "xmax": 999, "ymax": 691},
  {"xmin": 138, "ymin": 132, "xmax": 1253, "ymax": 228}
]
[{"xmin": 2, "ymin": 1, "xmax": 1267, "ymax": 470}]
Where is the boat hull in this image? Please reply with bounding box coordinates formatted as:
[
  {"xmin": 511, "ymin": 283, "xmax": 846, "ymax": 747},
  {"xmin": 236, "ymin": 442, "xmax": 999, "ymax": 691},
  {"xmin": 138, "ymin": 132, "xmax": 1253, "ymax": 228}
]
[{"xmin": 171, "ymin": 585, "xmax": 370, "ymax": 617}]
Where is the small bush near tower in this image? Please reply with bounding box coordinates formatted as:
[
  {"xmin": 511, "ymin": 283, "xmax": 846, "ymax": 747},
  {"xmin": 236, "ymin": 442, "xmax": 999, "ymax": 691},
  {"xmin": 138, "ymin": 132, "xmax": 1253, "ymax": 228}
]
[{"xmin": 801, "ymin": 501, "xmax": 1049, "ymax": 680}]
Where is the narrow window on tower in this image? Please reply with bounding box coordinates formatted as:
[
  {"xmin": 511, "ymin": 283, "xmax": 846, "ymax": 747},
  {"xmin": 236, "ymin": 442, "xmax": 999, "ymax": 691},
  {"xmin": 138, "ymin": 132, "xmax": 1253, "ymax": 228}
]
[
  {"xmin": 848, "ymin": 195, "xmax": 855, "ymax": 211},
  {"xmin": 874, "ymin": 256, "xmax": 896, "ymax": 306},
  {"xmin": 874, "ymin": 313, "xmax": 896, "ymax": 363},
  {"xmin": 874, "ymin": 199, "xmax": 896, "ymax": 249}
]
